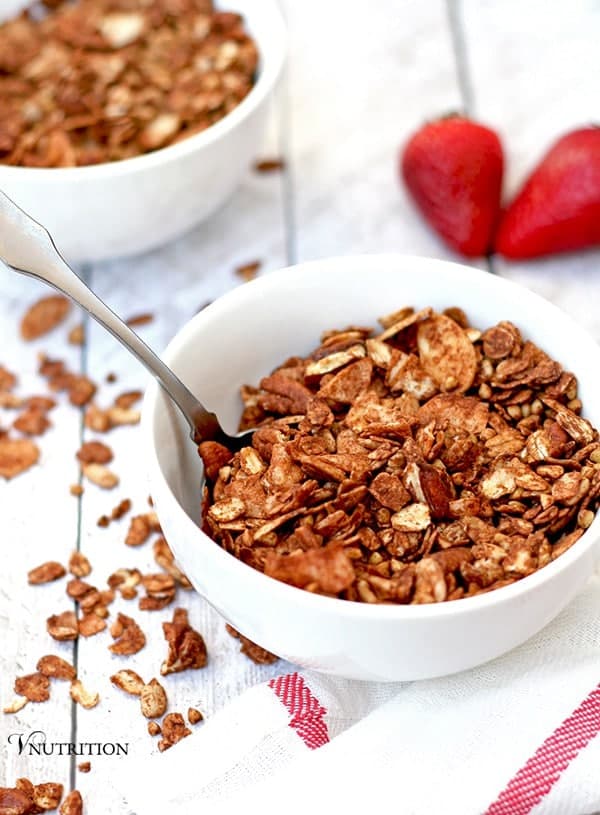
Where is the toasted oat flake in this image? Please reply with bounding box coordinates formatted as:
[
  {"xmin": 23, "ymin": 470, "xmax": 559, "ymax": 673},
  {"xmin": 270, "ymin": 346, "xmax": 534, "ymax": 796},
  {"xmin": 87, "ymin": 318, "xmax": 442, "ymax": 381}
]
[
  {"xmin": 20, "ymin": 296, "xmax": 70, "ymax": 340},
  {"xmin": 37, "ymin": 655, "xmax": 76, "ymax": 681},
  {"xmin": 28, "ymin": 561, "xmax": 66, "ymax": 585},
  {"xmin": 3, "ymin": 696, "xmax": 29, "ymax": 714},
  {"xmin": 82, "ymin": 463, "xmax": 119, "ymax": 489},
  {"xmin": 70, "ymin": 679, "xmax": 99, "ymax": 709},
  {"xmin": 59, "ymin": 790, "xmax": 83, "ymax": 815},
  {"xmin": 110, "ymin": 669, "xmax": 145, "ymax": 696},
  {"xmin": 0, "ymin": 437, "xmax": 40, "ymax": 479}
]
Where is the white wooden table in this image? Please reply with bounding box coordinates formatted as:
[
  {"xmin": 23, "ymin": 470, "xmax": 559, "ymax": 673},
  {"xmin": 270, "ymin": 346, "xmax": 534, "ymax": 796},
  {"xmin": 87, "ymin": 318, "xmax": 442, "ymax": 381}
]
[{"xmin": 1, "ymin": 0, "xmax": 600, "ymax": 808}]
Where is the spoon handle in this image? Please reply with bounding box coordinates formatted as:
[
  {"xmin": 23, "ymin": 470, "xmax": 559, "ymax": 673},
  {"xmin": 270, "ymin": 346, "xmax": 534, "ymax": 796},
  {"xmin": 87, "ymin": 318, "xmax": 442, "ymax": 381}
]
[{"xmin": 0, "ymin": 189, "xmax": 220, "ymax": 441}]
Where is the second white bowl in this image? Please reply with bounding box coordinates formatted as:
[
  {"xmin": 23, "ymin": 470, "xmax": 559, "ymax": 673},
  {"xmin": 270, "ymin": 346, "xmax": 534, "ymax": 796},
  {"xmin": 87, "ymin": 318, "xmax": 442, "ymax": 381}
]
[{"xmin": 0, "ymin": 0, "xmax": 286, "ymax": 262}]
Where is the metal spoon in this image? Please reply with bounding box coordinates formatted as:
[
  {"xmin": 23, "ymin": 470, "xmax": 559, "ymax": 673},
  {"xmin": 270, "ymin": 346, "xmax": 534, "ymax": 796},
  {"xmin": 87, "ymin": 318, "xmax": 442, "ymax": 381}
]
[{"xmin": 0, "ymin": 189, "xmax": 248, "ymax": 448}]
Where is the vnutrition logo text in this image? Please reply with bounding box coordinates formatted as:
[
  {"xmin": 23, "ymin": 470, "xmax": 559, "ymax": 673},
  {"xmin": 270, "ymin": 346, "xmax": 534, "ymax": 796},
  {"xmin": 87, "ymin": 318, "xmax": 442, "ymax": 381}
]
[{"xmin": 8, "ymin": 731, "xmax": 129, "ymax": 757}]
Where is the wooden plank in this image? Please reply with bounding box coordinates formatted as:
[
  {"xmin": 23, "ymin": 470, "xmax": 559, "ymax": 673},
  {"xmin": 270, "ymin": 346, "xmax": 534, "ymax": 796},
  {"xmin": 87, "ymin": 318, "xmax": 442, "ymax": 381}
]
[
  {"xmin": 0, "ymin": 273, "xmax": 82, "ymax": 790},
  {"xmin": 460, "ymin": 0, "xmax": 600, "ymax": 335},
  {"xmin": 283, "ymin": 0, "xmax": 465, "ymax": 263}
]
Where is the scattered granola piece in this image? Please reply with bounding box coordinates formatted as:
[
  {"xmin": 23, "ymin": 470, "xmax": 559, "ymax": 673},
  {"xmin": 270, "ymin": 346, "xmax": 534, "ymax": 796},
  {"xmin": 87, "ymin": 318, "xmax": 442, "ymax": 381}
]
[
  {"xmin": 70, "ymin": 484, "xmax": 84, "ymax": 497},
  {"xmin": 47, "ymin": 611, "xmax": 78, "ymax": 641},
  {"xmin": 20, "ymin": 296, "xmax": 70, "ymax": 341},
  {"xmin": 235, "ymin": 260, "xmax": 261, "ymax": 282},
  {"xmin": 77, "ymin": 763, "xmax": 91, "ymax": 774},
  {"xmin": 36, "ymin": 655, "xmax": 76, "ymax": 681},
  {"xmin": 153, "ymin": 537, "xmax": 192, "ymax": 589},
  {"xmin": 3, "ymin": 696, "xmax": 28, "ymax": 714},
  {"xmin": 14, "ymin": 672, "xmax": 50, "ymax": 703},
  {"xmin": 187, "ymin": 707, "xmax": 204, "ymax": 725},
  {"xmin": 68, "ymin": 376, "xmax": 97, "ymax": 407},
  {"xmin": 109, "ymin": 613, "xmax": 146, "ymax": 655},
  {"xmin": 68, "ymin": 552, "xmax": 91, "ymax": 578},
  {"xmin": 161, "ymin": 608, "xmax": 207, "ymax": 675},
  {"xmin": 68, "ymin": 325, "xmax": 85, "ymax": 346},
  {"xmin": 28, "ymin": 561, "xmax": 66, "ymax": 585},
  {"xmin": 82, "ymin": 463, "xmax": 119, "ymax": 489},
  {"xmin": 140, "ymin": 679, "xmax": 168, "ymax": 719},
  {"xmin": 78, "ymin": 614, "xmax": 107, "ymax": 638},
  {"xmin": 126, "ymin": 313, "xmax": 154, "ymax": 328},
  {"xmin": 139, "ymin": 573, "xmax": 176, "ymax": 611},
  {"xmin": 125, "ymin": 514, "xmax": 152, "ymax": 546},
  {"xmin": 70, "ymin": 680, "xmax": 99, "ymax": 709},
  {"xmin": 0, "ymin": 786, "xmax": 33, "ymax": 814},
  {"xmin": 147, "ymin": 721, "xmax": 161, "ymax": 737},
  {"xmin": 158, "ymin": 713, "xmax": 191, "ymax": 752},
  {"xmin": 110, "ymin": 669, "xmax": 145, "ymax": 696},
  {"xmin": 76, "ymin": 441, "xmax": 113, "ymax": 465},
  {"xmin": 23, "ymin": 781, "xmax": 64, "ymax": 811},
  {"xmin": 59, "ymin": 789, "xmax": 83, "ymax": 815},
  {"xmin": 226, "ymin": 625, "xmax": 278, "ymax": 664},
  {"xmin": 114, "ymin": 391, "xmax": 142, "ymax": 410},
  {"xmin": 108, "ymin": 568, "xmax": 142, "ymax": 600},
  {"xmin": 13, "ymin": 407, "xmax": 51, "ymax": 436},
  {"xmin": 0, "ymin": 437, "xmax": 40, "ymax": 479},
  {"xmin": 0, "ymin": 365, "xmax": 17, "ymax": 391},
  {"xmin": 254, "ymin": 158, "xmax": 286, "ymax": 173}
]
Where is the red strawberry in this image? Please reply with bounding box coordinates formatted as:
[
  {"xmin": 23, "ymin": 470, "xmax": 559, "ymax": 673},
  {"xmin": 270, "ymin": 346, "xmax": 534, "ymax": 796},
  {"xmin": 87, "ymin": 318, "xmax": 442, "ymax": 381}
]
[
  {"xmin": 495, "ymin": 127, "xmax": 600, "ymax": 259},
  {"xmin": 401, "ymin": 116, "xmax": 504, "ymax": 257}
]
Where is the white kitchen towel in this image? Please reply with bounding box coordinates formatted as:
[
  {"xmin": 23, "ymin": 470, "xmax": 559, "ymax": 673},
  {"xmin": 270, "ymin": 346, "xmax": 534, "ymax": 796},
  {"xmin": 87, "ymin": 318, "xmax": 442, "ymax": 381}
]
[{"xmin": 113, "ymin": 573, "xmax": 600, "ymax": 815}]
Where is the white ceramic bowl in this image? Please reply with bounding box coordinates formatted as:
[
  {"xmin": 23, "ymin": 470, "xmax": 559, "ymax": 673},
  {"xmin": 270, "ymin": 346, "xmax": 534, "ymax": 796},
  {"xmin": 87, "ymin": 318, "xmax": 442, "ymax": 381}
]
[
  {"xmin": 144, "ymin": 255, "xmax": 600, "ymax": 681},
  {"xmin": 0, "ymin": 0, "xmax": 286, "ymax": 262}
]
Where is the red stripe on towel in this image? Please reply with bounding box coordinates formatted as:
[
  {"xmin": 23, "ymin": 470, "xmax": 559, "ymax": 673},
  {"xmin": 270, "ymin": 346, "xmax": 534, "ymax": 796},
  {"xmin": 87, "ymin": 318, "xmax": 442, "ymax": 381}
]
[
  {"xmin": 268, "ymin": 672, "xmax": 329, "ymax": 750},
  {"xmin": 484, "ymin": 683, "xmax": 600, "ymax": 815}
]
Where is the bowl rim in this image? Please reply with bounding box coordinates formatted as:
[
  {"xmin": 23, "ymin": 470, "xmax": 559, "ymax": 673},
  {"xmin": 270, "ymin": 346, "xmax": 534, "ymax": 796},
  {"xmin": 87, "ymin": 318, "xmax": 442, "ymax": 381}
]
[
  {"xmin": 144, "ymin": 253, "xmax": 600, "ymax": 621},
  {"xmin": 0, "ymin": 0, "xmax": 286, "ymax": 181}
]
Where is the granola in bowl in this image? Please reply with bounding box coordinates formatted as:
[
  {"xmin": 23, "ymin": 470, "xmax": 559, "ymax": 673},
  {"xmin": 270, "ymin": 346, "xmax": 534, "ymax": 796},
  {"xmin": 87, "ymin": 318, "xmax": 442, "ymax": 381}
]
[
  {"xmin": 0, "ymin": 0, "xmax": 259, "ymax": 168},
  {"xmin": 200, "ymin": 306, "xmax": 600, "ymax": 605}
]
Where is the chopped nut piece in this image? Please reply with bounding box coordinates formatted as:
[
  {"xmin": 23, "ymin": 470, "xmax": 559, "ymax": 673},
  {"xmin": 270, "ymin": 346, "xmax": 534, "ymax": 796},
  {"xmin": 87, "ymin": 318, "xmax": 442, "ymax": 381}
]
[
  {"xmin": 108, "ymin": 568, "xmax": 142, "ymax": 600},
  {"xmin": 0, "ymin": 437, "xmax": 40, "ymax": 479},
  {"xmin": 47, "ymin": 611, "xmax": 78, "ymax": 641},
  {"xmin": 140, "ymin": 679, "xmax": 168, "ymax": 719},
  {"xmin": 147, "ymin": 721, "xmax": 161, "ymax": 737},
  {"xmin": 70, "ymin": 484, "xmax": 84, "ymax": 497},
  {"xmin": 78, "ymin": 763, "xmax": 91, "ymax": 774},
  {"xmin": 14, "ymin": 672, "xmax": 50, "ymax": 703},
  {"xmin": 82, "ymin": 463, "xmax": 119, "ymax": 489},
  {"xmin": 3, "ymin": 696, "xmax": 29, "ymax": 714},
  {"xmin": 109, "ymin": 613, "xmax": 146, "ymax": 655},
  {"xmin": 28, "ymin": 561, "xmax": 66, "ymax": 585},
  {"xmin": 70, "ymin": 679, "xmax": 99, "ymax": 709},
  {"xmin": 235, "ymin": 261, "xmax": 261, "ymax": 282},
  {"xmin": 0, "ymin": 365, "xmax": 17, "ymax": 392},
  {"xmin": 76, "ymin": 441, "xmax": 113, "ymax": 465},
  {"xmin": 188, "ymin": 707, "xmax": 204, "ymax": 725},
  {"xmin": 226, "ymin": 624, "xmax": 278, "ymax": 664},
  {"xmin": 21, "ymin": 296, "xmax": 70, "ymax": 340},
  {"xmin": 158, "ymin": 713, "xmax": 191, "ymax": 752},
  {"xmin": 161, "ymin": 608, "xmax": 207, "ymax": 675},
  {"xmin": 36, "ymin": 655, "xmax": 76, "ymax": 681},
  {"xmin": 110, "ymin": 669, "xmax": 145, "ymax": 696},
  {"xmin": 68, "ymin": 552, "xmax": 91, "ymax": 578},
  {"xmin": 68, "ymin": 324, "xmax": 85, "ymax": 346},
  {"xmin": 59, "ymin": 790, "xmax": 83, "ymax": 815}
]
